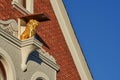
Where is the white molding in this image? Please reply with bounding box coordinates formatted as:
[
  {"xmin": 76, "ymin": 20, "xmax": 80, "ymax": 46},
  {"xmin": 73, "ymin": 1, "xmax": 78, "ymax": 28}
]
[
  {"xmin": 31, "ymin": 71, "xmax": 50, "ymax": 80},
  {"xmin": 0, "ymin": 27, "xmax": 59, "ymax": 72},
  {"xmin": 11, "ymin": 1, "xmax": 31, "ymax": 15},
  {"xmin": 26, "ymin": 0, "xmax": 34, "ymax": 13},
  {"xmin": 50, "ymin": 0, "xmax": 93, "ymax": 80},
  {"xmin": 12, "ymin": 0, "xmax": 34, "ymax": 14},
  {"xmin": 37, "ymin": 49, "xmax": 60, "ymax": 71},
  {"xmin": 0, "ymin": 27, "xmax": 42, "ymax": 72},
  {"xmin": 0, "ymin": 47, "xmax": 16, "ymax": 80},
  {"xmin": 21, "ymin": 44, "xmax": 39, "ymax": 72}
]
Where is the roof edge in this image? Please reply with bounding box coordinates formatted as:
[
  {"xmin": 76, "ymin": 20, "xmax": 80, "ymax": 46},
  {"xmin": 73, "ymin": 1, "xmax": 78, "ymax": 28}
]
[{"xmin": 50, "ymin": 0, "xmax": 93, "ymax": 80}]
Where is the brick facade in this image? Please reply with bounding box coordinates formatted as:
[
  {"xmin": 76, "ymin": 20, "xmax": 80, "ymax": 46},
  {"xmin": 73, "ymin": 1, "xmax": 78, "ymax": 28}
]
[{"xmin": 0, "ymin": 0, "xmax": 81, "ymax": 80}]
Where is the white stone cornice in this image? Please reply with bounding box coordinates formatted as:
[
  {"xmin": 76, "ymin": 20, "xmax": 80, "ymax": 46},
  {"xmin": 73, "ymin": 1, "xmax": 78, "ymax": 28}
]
[
  {"xmin": 0, "ymin": 27, "xmax": 43, "ymax": 71},
  {"xmin": 0, "ymin": 27, "xmax": 43, "ymax": 48},
  {"xmin": 0, "ymin": 26, "xmax": 59, "ymax": 72},
  {"xmin": 37, "ymin": 49, "xmax": 60, "ymax": 71}
]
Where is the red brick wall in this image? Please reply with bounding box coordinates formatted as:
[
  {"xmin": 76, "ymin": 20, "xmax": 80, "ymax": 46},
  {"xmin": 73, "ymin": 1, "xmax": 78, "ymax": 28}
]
[
  {"xmin": 0, "ymin": 0, "xmax": 81, "ymax": 80},
  {"xmin": 0, "ymin": 0, "xmax": 23, "ymax": 20}
]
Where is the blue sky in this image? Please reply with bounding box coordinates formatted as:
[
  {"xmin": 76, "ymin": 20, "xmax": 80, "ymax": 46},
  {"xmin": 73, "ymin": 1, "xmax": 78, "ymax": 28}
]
[{"xmin": 63, "ymin": 0, "xmax": 120, "ymax": 80}]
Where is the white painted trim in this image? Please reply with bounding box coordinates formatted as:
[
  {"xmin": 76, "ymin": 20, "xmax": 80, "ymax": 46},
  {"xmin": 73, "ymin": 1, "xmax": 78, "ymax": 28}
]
[
  {"xmin": 50, "ymin": 0, "xmax": 93, "ymax": 80},
  {"xmin": 0, "ymin": 47, "xmax": 16, "ymax": 80},
  {"xmin": 26, "ymin": 0, "xmax": 34, "ymax": 13},
  {"xmin": 37, "ymin": 49, "xmax": 60, "ymax": 71},
  {"xmin": 11, "ymin": 1, "xmax": 31, "ymax": 15},
  {"xmin": 31, "ymin": 72, "xmax": 50, "ymax": 80}
]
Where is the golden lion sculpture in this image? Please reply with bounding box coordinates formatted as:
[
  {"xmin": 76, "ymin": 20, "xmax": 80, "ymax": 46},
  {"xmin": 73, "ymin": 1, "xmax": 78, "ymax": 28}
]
[{"xmin": 20, "ymin": 19, "xmax": 39, "ymax": 40}]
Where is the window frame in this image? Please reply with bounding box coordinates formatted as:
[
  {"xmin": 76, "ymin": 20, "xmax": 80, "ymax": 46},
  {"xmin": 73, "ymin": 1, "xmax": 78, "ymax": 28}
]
[{"xmin": 11, "ymin": 0, "xmax": 34, "ymax": 15}]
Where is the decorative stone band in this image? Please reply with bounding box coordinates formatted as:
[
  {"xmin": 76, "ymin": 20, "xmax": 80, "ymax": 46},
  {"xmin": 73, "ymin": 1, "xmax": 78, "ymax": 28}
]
[
  {"xmin": 0, "ymin": 27, "xmax": 42, "ymax": 47},
  {"xmin": 0, "ymin": 19, "xmax": 18, "ymax": 38}
]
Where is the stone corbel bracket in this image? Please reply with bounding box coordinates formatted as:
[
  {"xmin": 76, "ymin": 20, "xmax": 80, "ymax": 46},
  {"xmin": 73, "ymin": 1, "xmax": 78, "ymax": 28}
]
[{"xmin": 20, "ymin": 38, "xmax": 43, "ymax": 72}]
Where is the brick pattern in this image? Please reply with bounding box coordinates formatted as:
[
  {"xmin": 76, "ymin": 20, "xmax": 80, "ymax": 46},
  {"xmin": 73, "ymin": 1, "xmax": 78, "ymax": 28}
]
[
  {"xmin": 0, "ymin": 0, "xmax": 81, "ymax": 80},
  {"xmin": 0, "ymin": 0, "xmax": 23, "ymax": 20}
]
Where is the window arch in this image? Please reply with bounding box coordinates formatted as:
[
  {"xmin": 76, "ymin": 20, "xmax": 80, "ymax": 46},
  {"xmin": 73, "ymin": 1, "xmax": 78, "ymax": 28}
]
[
  {"xmin": 0, "ymin": 60, "xmax": 6, "ymax": 80},
  {"xmin": 0, "ymin": 47, "xmax": 16, "ymax": 80},
  {"xmin": 31, "ymin": 72, "xmax": 49, "ymax": 80},
  {"xmin": 36, "ymin": 77, "xmax": 45, "ymax": 80}
]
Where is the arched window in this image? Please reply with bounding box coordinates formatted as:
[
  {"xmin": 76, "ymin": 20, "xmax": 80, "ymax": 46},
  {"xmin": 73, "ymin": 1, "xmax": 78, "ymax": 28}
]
[
  {"xmin": 0, "ymin": 61, "xmax": 6, "ymax": 80},
  {"xmin": 36, "ymin": 77, "xmax": 45, "ymax": 80},
  {"xmin": 31, "ymin": 72, "xmax": 49, "ymax": 80},
  {"xmin": 0, "ymin": 48, "xmax": 16, "ymax": 80}
]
